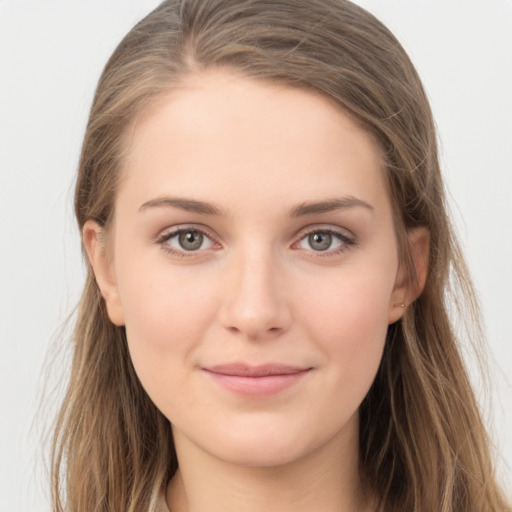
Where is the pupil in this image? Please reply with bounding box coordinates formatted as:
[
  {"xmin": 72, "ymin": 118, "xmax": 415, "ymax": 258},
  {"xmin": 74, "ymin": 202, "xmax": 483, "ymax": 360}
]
[
  {"xmin": 179, "ymin": 231, "xmax": 203, "ymax": 250},
  {"xmin": 309, "ymin": 232, "xmax": 332, "ymax": 251}
]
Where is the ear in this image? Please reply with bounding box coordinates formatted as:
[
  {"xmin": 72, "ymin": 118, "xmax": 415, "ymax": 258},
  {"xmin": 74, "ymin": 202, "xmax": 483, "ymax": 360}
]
[
  {"xmin": 388, "ymin": 226, "xmax": 430, "ymax": 324},
  {"xmin": 82, "ymin": 220, "xmax": 125, "ymax": 326}
]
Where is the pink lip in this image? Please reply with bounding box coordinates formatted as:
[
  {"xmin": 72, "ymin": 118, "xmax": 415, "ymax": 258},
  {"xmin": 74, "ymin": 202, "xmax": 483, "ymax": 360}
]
[{"xmin": 203, "ymin": 364, "xmax": 312, "ymax": 397}]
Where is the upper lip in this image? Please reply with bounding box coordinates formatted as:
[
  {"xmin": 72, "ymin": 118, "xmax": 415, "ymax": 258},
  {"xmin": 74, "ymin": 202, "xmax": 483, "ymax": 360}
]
[{"xmin": 204, "ymin": 363, "xmax": 311, "ymax": 377}]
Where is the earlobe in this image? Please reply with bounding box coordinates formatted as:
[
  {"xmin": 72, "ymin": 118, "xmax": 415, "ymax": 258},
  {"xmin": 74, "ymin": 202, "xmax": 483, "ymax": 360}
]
[
  {"xmin": 82, "ymin": 220, "xmax": 125, "ymax": 326},
  {"xmin": 388, "ymin": 226, "xmax": 430, "ymax": 324}
]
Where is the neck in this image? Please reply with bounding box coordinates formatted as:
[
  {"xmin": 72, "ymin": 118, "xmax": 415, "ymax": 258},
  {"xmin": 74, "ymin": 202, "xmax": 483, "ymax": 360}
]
[{"xmin": 166, "ymin": 417, "xmax": 373, "ymax": 512}]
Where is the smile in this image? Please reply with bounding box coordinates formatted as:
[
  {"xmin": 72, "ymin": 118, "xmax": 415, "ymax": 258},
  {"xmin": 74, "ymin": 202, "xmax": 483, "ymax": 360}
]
[{"xmin": 202, "ymin": 364, "xmax": 313, "ymax": 397}]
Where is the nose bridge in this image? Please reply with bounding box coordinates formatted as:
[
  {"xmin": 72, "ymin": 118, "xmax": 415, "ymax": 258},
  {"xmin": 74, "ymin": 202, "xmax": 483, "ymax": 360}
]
[{"xmin": 220, "ymin": 240, "xmax": 291, "ymax": 339}]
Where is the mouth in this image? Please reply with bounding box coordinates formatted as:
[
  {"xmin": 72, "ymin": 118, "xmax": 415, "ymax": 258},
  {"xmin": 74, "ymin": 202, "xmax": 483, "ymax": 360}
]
[{"xmin": 202, "ymin": 363, "xmax": 313, "ymax": 396}]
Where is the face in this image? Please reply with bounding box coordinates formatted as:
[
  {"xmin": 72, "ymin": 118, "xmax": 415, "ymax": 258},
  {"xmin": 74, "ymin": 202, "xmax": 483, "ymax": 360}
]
[{"xmin": 86, "ymin": 71, "xmax": 413, "ymax": 468}]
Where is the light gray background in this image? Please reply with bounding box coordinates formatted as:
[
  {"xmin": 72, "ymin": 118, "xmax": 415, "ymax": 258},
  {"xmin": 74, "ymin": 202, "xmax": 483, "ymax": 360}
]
[{"xmin": 1, "ymin": 1, "xmax": 511, "ymax": 510}]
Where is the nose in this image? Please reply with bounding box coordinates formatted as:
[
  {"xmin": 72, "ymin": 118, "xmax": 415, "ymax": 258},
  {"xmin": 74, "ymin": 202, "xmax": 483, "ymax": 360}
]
[{"xmin": 218, "ymin": 248, "xmax": 292, "ymax": 340}]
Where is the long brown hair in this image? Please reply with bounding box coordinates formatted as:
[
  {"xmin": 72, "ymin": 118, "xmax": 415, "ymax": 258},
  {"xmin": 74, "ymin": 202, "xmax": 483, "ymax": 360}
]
[{"xmin": 51, "ymin": 1, "xmax": 511, "ymax": 510}]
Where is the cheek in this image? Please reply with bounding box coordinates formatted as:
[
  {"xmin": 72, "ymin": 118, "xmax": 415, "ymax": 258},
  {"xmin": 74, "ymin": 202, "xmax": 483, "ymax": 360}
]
[
  {"xmin": 114, "ymin": 253, "xmax": 220, "ymax": 391},
  {"xmin": 300, "ymin": 267, "xmax": 393, "ymax": 392}
]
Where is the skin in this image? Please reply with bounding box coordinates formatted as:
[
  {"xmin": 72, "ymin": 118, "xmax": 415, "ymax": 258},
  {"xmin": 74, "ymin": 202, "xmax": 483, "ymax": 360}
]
[{"xmin": 84, "ymin": 71, "xmax": 428, "ymax": 512}]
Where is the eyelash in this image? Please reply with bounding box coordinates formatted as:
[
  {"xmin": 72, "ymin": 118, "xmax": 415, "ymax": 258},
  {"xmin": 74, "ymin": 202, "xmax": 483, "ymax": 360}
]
[
  {"xmin": 156, "ymin": 226, "xmax": 218, "ymax": 258},
  {"xmin": 155, "ymin": 225, "xmax": 356, "ymax": 259},
  {"xmin": 294, "ymin": 228, "xmax": 356, "ymax": 257}
]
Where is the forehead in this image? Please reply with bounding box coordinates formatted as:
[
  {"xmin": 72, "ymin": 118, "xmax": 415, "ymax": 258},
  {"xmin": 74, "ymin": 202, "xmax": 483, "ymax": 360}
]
[{"xmin": 118, "ymin": 71, "xmax": 390, "ymax": 218}]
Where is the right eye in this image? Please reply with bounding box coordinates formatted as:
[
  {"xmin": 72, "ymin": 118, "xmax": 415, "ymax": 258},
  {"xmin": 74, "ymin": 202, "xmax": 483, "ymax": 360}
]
[{"xmin": 158, "ymin": 227, "xmax": 216, "ymax": 256}]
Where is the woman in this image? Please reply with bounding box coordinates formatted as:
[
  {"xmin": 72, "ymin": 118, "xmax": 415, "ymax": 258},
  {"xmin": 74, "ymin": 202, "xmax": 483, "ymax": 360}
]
[{"xmin": 51, "ymin": 1, "xmax": 511, "ymax": 511}]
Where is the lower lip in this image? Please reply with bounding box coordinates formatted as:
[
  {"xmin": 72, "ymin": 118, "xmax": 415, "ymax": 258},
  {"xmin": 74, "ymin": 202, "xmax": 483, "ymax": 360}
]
[{"xmin": 204, "ymin": 370, "xmax": 310, "ymax": 397}]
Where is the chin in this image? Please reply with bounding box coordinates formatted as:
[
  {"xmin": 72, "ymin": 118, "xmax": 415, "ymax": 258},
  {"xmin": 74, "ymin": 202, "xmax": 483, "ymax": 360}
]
[
  {"xmin": 186, "ymin": 412, "xmax": 356, "ymax": 469},
  {"xmin": 210, "ymin": 436, "xmax": 310, "ymax": 468}
]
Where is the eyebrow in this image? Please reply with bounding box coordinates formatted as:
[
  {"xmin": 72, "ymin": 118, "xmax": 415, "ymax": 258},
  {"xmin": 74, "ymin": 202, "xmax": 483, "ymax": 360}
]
[
  {"xmin": 290, "ymin": 196, "xmax": 374, "ymax": 217},
  {"xmin": 138, "ymin": 195, "xmax": 374, "ymax": 217},
  {"xmin": 139, "ymin": 197, "xmax": 227, "ymax": 216}
]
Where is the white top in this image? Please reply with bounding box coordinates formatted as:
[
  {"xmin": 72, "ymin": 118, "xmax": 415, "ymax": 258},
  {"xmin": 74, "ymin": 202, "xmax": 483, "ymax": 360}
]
[{"xmin": 157, "ymin": 491, "xmax": 170, "ymax": 512}]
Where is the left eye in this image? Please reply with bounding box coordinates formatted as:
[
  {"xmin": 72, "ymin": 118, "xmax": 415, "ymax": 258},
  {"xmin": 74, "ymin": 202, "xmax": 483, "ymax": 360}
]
[
  {"xmin": 163, "ymin": 229, "xmax": 214, "ymax": 252},
  {"xmin": 297, "ymin": 230, "xmax": 346, "ymax": 252}
]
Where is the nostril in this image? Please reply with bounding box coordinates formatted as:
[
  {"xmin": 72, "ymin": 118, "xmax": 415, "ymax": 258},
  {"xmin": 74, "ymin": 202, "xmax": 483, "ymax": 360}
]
[{"xmin": 218, "ymin": 277, "xmax": 292, "ymax": 339}]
